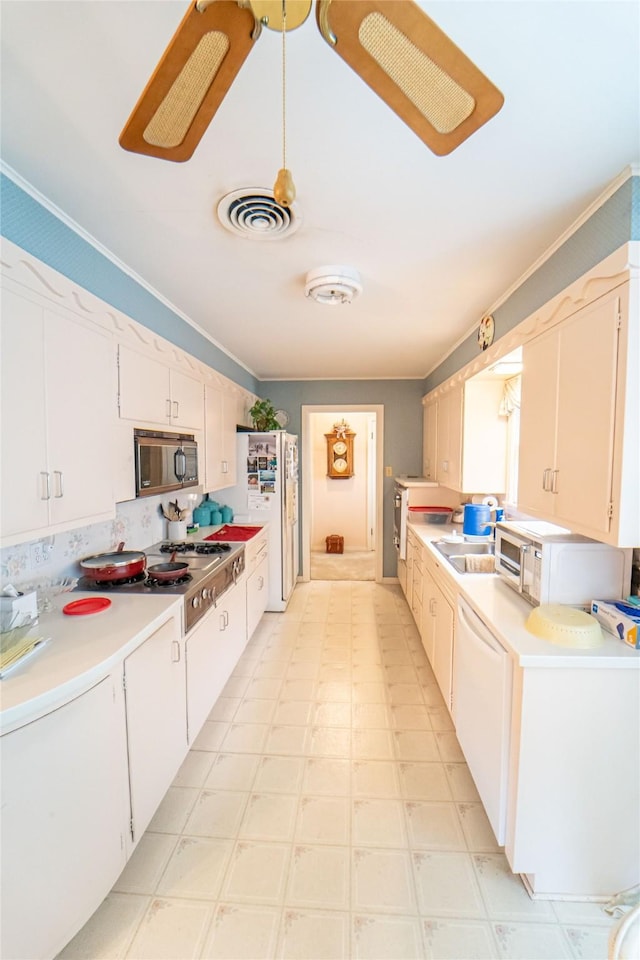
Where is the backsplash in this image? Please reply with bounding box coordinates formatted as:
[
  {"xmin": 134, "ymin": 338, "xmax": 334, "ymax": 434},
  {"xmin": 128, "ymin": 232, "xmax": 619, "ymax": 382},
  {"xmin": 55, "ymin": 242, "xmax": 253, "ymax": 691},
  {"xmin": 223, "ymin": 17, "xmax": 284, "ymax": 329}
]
[{"xmin": 0, "ymin": 493, "xmax": 200, "ymax": 591}]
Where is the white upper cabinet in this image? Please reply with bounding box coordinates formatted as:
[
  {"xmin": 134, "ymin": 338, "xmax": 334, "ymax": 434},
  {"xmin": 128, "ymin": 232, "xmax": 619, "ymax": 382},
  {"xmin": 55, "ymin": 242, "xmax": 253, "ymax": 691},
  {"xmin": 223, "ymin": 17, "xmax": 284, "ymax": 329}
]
[
  {"xmin": 118, "ymin": 344, "xmax": 204, "ymax": 430},
  {"xmin": 204, "ymin": 380, "xmax": 243, "ymax": 491},
  {"xmin": 422, "ymin": 398, "xmax": 438, "ymax": 481},
  {"xmin": 425, "ymin": 379, "xmax": 507, "ymax": 495},
  {"xmin": 1, "ymin": 285, "xmax": 116, "ymax": 544},
  {"xmin": 519, "ymin": 283, "xmax": 637, "ymax": 545}
]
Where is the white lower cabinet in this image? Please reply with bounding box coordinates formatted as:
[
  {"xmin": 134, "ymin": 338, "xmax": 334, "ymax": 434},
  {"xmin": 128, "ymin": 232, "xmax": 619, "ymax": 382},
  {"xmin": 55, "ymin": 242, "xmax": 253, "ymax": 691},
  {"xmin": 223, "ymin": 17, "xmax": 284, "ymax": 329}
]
[
  {"xmin": 247, "ymin": 551, "xmax": 269, "ymax": 639},
  {"xmin": 505, "ymin": 664, "xmax": 640, "ymax": 897},
  {"xmin": 420, "ymin": 550, "xmax": 455, "ymax": 713},
  {"xmin": 186, "ymin": 579, "xmax": 248, "ymax": 743},
  {"xmin": 123, "ymin": 617, "xmax": 187, "ymax": 848},
  {"xmin": 0, "ymin": 677, "xmax": 129, "ymax": 960}
]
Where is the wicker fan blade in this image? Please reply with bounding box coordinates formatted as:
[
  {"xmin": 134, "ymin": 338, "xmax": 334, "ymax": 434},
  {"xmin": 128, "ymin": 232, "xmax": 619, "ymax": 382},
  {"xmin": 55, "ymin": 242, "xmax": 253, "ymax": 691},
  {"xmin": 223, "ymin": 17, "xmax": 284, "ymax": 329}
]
[
  {"xmin": 316, "ymin": 0, "xmax": 504, "ymax": 156},
  {"xmin": 119, "ymin": 0, "xmax": 257, "ymax": 162}
]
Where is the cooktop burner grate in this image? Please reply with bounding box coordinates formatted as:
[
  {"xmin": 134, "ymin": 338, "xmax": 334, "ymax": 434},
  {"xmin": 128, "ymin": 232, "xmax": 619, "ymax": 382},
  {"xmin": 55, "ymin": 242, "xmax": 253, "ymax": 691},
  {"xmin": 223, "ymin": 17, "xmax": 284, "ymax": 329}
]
[
  {"xmin": 77, "ymin": 573, "xmax": 147, "ymax": 589},
  {"xmin": 146, "ymin": 573, "xmax": 192, "ymax": 587},
  {"xmin": 159, "ymin": 541, "xmax": 231, "ymax": 555}
]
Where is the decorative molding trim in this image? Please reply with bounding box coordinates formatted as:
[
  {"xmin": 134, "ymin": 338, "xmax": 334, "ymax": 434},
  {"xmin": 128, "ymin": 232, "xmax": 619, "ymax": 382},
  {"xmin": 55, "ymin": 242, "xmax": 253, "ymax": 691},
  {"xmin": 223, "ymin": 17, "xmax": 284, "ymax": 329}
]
[
  {"xmin": 1, "ymin": 236, "xmax": 256, "ymax": 407},
  {"xmin": 423, "ymin": 244, "xmax": 633, "ymax": 403},
  {"xmin": 423, "ymin": 167, "xmax": 638, "ymax": 380},
  {"xmin": 1, "ymin": 161, "xmax": 257, "ymax": 379}
]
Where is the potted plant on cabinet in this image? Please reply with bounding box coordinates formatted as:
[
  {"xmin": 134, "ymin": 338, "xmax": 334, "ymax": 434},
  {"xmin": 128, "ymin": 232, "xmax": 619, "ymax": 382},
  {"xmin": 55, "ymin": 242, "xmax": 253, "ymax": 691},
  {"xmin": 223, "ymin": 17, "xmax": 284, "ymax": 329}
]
[{"xmin": 249, "ymin": 399, "xmax": 281, "ymax": 431}]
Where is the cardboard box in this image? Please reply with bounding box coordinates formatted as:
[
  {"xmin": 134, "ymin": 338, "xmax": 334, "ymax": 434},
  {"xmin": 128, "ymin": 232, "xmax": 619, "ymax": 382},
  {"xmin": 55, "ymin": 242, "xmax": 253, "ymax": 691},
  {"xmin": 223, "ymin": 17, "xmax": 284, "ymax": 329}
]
[{"xmin": 590, "ymin": 600, "xmax": 640, "ymax": 649}]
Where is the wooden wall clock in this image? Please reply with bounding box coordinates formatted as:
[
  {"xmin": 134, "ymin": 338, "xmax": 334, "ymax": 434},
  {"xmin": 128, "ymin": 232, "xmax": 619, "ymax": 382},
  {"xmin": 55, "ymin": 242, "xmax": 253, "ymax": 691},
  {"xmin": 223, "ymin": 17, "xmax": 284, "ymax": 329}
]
[{"xmin": 325, "ymin": 429, "xmax": 355, "ymax": 478}]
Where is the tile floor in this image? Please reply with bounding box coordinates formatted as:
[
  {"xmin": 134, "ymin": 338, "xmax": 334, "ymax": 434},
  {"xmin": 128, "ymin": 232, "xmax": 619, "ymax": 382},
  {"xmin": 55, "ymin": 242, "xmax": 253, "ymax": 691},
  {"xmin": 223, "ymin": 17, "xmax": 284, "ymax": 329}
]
[
  {"xmin": 310, "ymin": 551, "xmax": 376, "ymax": 581},
  {"xmin": 58, "ymin": 581, "xmax": 613, "ymax": 960}
]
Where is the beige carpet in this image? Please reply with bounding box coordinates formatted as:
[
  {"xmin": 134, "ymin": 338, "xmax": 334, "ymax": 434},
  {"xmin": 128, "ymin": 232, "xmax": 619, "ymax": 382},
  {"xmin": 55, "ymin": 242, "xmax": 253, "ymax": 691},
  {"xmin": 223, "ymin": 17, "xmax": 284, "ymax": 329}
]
[{"xmin": 310, "ymin": 550, "xmax": 376, "ymax": 581}]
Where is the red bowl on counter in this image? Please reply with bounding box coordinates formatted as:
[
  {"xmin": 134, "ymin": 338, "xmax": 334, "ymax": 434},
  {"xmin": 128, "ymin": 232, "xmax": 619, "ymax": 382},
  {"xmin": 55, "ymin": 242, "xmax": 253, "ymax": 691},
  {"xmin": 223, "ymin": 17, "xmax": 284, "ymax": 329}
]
[{"xmin": 408, "ymin": 506, "xmax": 453, "ymax": 524}]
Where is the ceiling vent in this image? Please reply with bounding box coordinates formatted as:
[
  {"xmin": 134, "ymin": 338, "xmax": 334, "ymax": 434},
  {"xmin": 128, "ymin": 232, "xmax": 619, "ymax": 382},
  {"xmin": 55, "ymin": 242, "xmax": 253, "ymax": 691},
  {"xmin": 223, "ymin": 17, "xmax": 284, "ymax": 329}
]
[
  {"xmin": 217, "ymin": 188, "xmax": 301, "ymax": 240},
  {"xmin": 305, "ymin": 265, "xmax": 362, "ymax": 305}
]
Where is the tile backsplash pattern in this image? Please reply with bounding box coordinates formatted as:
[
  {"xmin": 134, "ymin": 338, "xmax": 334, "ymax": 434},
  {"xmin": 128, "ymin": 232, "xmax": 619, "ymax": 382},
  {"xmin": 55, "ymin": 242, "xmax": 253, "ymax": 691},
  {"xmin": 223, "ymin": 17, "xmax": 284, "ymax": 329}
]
[{"xmin": 0, "ymin": 493, "xmax": 200, "ymax": 591}]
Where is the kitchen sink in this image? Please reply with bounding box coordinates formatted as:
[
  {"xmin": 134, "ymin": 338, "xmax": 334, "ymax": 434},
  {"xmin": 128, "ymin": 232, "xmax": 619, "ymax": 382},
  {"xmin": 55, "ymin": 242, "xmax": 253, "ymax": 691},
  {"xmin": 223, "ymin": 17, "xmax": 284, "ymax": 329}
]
[{"xmin": 433, "ymin": 539, "xmax": 495, "ymax": 574}]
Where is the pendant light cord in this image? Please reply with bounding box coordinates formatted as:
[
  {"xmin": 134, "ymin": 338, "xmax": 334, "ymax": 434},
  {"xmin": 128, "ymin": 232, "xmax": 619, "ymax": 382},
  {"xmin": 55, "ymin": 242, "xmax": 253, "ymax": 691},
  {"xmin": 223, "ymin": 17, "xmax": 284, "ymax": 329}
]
[{"xmin": 281, "ymin": 0, "xmax": 287, "ymax": 170}]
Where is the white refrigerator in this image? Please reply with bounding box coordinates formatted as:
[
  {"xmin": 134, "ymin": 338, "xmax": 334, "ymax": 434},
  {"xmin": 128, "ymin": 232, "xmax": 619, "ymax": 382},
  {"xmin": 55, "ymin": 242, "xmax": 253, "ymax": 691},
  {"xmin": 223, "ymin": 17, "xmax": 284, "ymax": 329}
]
[{"xmin": 224, "ymin": 431, "xmax": 299, "ymax": 611}]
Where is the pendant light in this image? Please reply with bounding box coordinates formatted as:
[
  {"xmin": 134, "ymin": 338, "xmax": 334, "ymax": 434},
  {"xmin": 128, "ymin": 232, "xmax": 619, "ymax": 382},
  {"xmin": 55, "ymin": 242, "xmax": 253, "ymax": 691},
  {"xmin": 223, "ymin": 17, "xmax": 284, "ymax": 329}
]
[{"xmin": 273, "ymin": 0, "xmax": 296, "ymax": 206}]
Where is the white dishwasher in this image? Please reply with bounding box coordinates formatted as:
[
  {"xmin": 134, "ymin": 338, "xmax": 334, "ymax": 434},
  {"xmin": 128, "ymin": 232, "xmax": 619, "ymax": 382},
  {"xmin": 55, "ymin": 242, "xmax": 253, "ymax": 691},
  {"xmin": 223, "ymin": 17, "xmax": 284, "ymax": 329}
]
[{"xmin": 453, "ymin": 597, "xmax": 513, "ymax": 845}]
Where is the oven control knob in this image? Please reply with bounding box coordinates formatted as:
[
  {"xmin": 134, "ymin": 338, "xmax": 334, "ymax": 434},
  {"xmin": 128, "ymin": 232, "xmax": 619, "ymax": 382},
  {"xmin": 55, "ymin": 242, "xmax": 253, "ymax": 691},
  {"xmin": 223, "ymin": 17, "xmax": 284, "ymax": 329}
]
[
  {"xmin": 191, "ymin": 595, "xmax": 200, "ymax": 609},
  {"xmin": 202, "ymin": 588, "xmax": 210, "ymax": 601}
]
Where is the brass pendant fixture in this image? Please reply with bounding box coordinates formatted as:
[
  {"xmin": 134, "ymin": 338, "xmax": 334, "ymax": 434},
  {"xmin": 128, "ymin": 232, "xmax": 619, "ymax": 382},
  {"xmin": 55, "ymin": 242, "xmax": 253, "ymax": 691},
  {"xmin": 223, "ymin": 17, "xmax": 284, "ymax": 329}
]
[{"xmin": 273, "ymin": 0, "xmax": 296, "ymax": 207}]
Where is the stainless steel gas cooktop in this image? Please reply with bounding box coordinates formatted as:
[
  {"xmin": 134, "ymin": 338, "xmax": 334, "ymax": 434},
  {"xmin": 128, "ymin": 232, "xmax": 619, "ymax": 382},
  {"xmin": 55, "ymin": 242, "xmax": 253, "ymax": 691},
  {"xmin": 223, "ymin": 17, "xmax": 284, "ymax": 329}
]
[{"xmin": 75, "ymin": 539, "xmax": 245, "ymax": 633}]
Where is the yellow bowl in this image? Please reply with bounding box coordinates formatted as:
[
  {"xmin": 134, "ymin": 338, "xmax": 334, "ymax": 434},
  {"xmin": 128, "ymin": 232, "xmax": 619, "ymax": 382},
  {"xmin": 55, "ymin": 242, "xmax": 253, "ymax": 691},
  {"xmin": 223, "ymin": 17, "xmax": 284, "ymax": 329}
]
[{"xmin": 526, "ymin": 604, "xmax": 604, "ymax": 648}]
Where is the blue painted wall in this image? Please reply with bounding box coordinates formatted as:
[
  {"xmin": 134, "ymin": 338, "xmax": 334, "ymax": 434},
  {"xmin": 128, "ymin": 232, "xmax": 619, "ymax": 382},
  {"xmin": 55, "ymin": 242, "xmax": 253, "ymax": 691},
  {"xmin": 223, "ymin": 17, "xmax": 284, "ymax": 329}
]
[
  {"xmin": 264, "ymin": 380, "xmax": 425, "ymax": 577},
  {"xmin": 424, "ymin": 176, "xmax": 638, "ymax": 394},
  {"xmin": 0, "ymin": 174, "xmax": 259, "ymax": 394}
]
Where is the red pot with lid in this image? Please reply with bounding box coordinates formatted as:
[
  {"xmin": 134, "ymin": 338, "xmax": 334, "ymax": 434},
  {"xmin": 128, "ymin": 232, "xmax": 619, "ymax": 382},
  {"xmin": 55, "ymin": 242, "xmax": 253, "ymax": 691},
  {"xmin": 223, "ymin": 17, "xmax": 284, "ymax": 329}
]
[{"xmin": 79, "ymin": 542, "xmax": 146, "ymax": 582}]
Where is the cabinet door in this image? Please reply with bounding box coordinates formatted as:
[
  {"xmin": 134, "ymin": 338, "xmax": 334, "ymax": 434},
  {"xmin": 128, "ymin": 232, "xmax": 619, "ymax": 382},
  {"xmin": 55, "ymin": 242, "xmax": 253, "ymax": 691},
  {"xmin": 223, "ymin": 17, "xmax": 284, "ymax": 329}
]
[
  {"xmin": 518, "ymin": 329, "xmax": 558, "ymax": 515},
  {"xmin": 432, "ymin": 583, "xmax": 454, "ymax": 711},
  {"xmin": 220, "ymin": 387, "xmax": 239, "ymax": 486},
  {"xmin": 553, "ymin": 293, "xmax": 620, "ymax": 533},
  {"xmin": 204, "ymin": 382, "xmax": 225, "ymax": 490},
  {"xmin": 0, "ymin": 677, "xmax": 128, "ymax": 960},
  {"xmin": 170, "ymin": 368, "xmax": 203, "ymax": 430},
  {"xmin": 247, "ymin": 552, "xmax": 269, "ymax": 639},
  {"xmin": 118, "ymin": 343, "xmax": 171, "ymax": 423},
  {"xmin": 423, "ymin": 400, "xmax": 438, "ymax": 481},
  {"xmin": 0, "ymin": 288, "xmax": 49, "ymax": 538},
  {"xmin": 123, "ymin": 617, "xmax": 187, "ymax": 844},
  {"xmin": 186, "ymin": 581, "xmax": 247, "ymax": 743},
  {"xmin": 204, "ymin": 382, "xmax": 237, "ymax": 491},
  {"xmin": 46, "ymin": 309, "xmax": 115, "ymax": 526},
  {"xmin": 420, "ymin": 567, "xmax": 437, "ymax": 666},
  {"xmin": 436, "ymin": 386, "xmax": 462, "ymax": 490}
]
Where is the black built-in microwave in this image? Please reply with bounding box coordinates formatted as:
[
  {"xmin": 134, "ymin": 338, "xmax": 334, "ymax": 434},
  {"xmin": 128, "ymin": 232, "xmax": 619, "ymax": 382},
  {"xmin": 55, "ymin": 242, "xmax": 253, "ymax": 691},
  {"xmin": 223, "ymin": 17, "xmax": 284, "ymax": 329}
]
[{"xmin": 134, "ymin": 428, "xmax": 198, "ymax": 497}]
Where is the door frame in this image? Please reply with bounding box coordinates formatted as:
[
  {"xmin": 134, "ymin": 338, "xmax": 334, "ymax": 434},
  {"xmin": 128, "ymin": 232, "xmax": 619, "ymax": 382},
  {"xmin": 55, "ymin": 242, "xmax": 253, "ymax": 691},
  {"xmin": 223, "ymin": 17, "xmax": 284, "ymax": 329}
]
[{"xmin": 300, "ymin": 404, "xmax": 384, "ymax": 582}]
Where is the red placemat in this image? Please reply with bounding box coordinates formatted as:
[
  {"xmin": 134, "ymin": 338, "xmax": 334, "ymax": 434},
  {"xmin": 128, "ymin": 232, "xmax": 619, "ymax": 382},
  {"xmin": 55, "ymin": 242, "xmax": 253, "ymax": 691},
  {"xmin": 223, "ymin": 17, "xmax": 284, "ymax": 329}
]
[{"xmin": 204, "ymin": 525, "xmax": 262, "ymax": 542}]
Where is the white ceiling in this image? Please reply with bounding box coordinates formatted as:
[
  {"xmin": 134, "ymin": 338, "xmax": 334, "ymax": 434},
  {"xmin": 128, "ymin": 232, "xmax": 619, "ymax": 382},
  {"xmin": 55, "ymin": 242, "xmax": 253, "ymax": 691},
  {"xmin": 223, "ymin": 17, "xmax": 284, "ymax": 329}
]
[{"xmin": 1, "ymin": 1, "xmax": 638, "ymax": 381}]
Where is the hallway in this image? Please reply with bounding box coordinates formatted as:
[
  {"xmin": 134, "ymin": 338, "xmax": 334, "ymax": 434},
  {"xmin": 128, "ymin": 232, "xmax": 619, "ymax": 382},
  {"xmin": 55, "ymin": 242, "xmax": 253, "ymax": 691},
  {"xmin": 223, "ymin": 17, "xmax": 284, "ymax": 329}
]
[
  {"xmin": 58, "ymin": 581, "xmax": 610, "ymax": 960},
  {"xmin": 310, "ymin": 550, "xmax": 376, "ymax": 581}
]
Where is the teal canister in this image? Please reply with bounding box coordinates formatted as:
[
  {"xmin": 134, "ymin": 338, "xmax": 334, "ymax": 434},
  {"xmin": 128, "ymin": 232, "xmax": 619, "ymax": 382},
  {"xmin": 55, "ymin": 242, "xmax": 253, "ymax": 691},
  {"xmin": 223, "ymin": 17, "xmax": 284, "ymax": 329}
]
[
  {"xmin": 210, "ymin": 509, "xmax": 223, "ymax": 526},
  {"xmin": 221, "ymin": 506, "xmax": 233, "ymax": 524},
  {"xmin": 193, "ymin": 503, "xmax": 211, "ymax": 527}
]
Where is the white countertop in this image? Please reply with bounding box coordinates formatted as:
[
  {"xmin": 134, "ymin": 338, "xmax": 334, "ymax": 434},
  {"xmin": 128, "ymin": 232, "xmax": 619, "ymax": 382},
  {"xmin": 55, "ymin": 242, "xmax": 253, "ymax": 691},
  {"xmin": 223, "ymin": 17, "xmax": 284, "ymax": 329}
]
[
  {"xmin": 407, "ymin": 520, "xmax": 639, "ymax": 669},
  {"xmin": 0, "ymin": 592, "xmax": 182, "ymax": 736}
]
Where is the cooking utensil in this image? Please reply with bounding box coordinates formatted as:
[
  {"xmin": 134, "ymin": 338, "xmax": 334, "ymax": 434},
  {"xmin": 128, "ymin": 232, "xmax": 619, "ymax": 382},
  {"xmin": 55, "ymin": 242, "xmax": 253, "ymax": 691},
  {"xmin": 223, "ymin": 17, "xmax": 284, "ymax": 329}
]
[
  {"xmin": 79, "ymin": 542, "xmax": 146, "ymax": 582},
  {"xmin": 146, "ymin": 551, "xmax": 190, "ymax": 582}
]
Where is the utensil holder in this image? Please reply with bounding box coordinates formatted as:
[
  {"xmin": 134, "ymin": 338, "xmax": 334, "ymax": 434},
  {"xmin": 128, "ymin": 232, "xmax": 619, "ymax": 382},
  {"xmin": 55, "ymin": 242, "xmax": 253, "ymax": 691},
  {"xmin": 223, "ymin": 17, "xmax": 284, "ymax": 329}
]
[{"xmin": 167, "ymin": 520, "xmax": 187, "ymax": 540}]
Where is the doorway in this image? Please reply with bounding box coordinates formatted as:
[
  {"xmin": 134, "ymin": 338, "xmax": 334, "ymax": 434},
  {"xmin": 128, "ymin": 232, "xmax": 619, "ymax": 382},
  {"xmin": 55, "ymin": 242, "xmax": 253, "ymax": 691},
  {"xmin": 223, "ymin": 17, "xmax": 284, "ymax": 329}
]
[{"xmin": 301, "ymin": 404, "xmax": 384, "ymax": 582}]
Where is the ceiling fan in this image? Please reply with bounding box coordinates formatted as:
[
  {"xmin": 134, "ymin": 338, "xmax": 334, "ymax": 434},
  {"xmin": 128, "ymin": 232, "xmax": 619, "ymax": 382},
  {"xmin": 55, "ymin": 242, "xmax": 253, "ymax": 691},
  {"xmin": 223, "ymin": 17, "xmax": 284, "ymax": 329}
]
[{"xmin": 119, "ymin": 0, "xmax": 504, "ymax": 162}]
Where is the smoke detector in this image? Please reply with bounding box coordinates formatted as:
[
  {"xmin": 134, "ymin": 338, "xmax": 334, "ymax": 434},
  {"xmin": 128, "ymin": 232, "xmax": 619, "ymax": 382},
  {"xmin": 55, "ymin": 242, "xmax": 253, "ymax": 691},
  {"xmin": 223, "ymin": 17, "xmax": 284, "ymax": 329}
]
[
  {"xmin": 304, "ymin": 265, "xmax": 362, "ymax": 305},
  {"xmin": 217, "ymin": 188, "xmax": 302, "ymax": 240}
]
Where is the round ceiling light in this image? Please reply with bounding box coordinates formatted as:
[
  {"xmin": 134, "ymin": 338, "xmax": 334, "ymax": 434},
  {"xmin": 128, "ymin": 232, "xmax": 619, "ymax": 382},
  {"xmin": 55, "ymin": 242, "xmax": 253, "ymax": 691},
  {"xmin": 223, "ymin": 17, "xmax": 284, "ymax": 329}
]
[{"xmin": 304, "ymin": 265, "xmax": 362, "ymax": 305}]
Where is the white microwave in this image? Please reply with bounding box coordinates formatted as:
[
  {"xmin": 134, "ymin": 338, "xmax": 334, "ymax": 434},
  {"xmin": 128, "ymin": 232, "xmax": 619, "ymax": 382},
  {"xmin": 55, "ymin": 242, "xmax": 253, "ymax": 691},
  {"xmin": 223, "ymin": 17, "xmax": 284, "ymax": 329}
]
[{"xmin": 494, "ymin": 520, "xmax": 631, "ymax": 607}]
